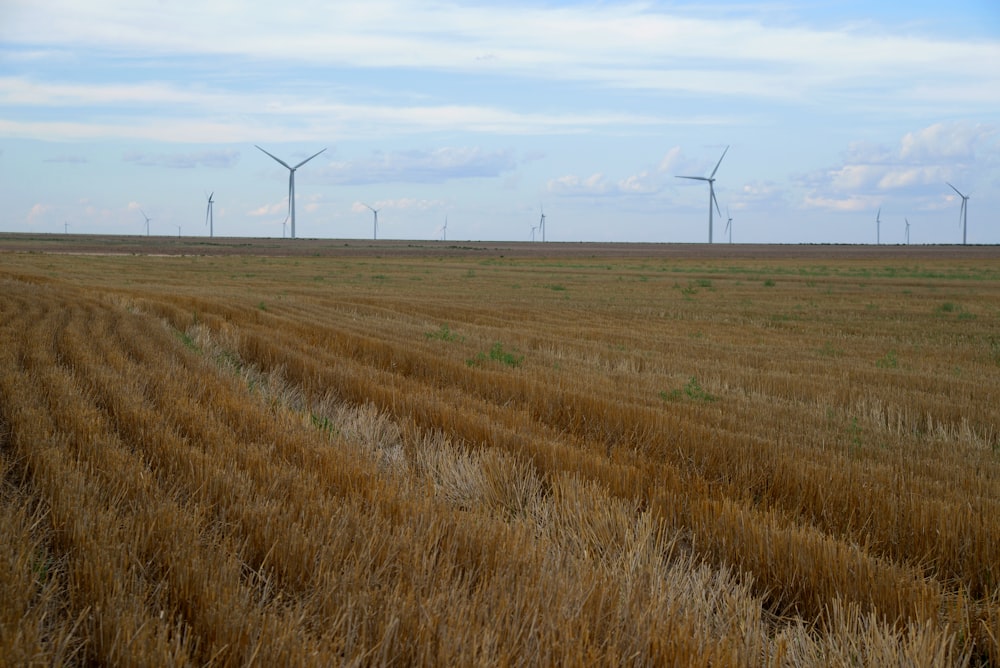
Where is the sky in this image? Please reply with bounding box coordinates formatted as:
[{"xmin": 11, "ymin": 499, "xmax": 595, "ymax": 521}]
[{"xmin": 1, "ymin": 0, "xmax": 998, "ymax": 244}]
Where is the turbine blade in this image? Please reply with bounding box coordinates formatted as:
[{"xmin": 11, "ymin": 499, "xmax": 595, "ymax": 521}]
[
  {"xmin": 946, "ymin": 182, "xmax": 969, "ymax": 199},
  {"xmin": 709, "ymin": 145, "xmax": 729, "ymax": 179},
  {"xmin": 256, "ymin": 145, "xmax": 293, "ymax": 170},
  {"xmin": 711, "ymin": 187, "xmax": 721, "ymax": 218},
  {"xmin": 675, "ymin": 176, "xmax": 709, "ymax": 182},
  {"xmin": 293, "ymin": 148, "xmax": 327, "ymax": 169}
]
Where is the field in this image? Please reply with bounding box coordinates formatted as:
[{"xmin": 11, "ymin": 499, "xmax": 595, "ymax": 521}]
[{"xmin": 2, "ymin": 234, "xmax": 999, "ymax": 666}]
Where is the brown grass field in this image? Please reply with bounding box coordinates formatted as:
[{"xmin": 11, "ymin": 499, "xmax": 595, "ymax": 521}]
[{"xmin": 2, "ymin": 233, "xmax": 999, "ymax": 666}]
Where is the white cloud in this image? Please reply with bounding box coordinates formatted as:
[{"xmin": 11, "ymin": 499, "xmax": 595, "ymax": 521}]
[
  {"xmin": 123, "ymin": 149, "xmax": 240, "ymax": 169},
  {"xmin": 248, "ymin": 201, "xmax": 288, "ymax": 218},
  {"xmin": 27, "ymin": 203, "xmax": 50, "ymax": 221},
  {"xmin": 546, "ymin": 173, "xmax": 611, "ymax": 196},
  {"xmin": 803, "ymin": 194, "xmax": 878, "ymax": 213},
  {"xmin": 899, "ymin": 122, "xmax": 997, "ymax": 163},
  {"xmin": 799, "ymin": 121, "xmax": 998, "ymax": 211},
  {"xmin": 657, "ymin": 147, "xmax": 684, "ymax": 173},
  {"xmin": 324, "ymin": 147, "xmax": 515, "ymax": 185},
  {"xmin": 4, "ymin": 2, "xmax": 998, "ymax": 103},
  {"xmin": 352, "ymin": 198, "xmax": 444, "ymax": 213},
  {"xmin": 617, "ymin": 172, "xmax": 658, "ymax": 194}
]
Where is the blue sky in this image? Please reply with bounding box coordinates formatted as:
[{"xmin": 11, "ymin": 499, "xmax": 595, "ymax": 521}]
[{"xmin": 1, "ymin": 1, "xmax": 998, "ymax": 243}]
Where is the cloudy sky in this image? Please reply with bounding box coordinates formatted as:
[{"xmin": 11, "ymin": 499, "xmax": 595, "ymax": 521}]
[{"xmin": 1, "ymin": 0, "xmax": 998, "ymax": 243}]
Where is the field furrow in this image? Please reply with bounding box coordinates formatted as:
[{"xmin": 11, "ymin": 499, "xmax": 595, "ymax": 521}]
[{"xmin": 1, "ymin": 245, "xmax": 997, "ymax": 665}]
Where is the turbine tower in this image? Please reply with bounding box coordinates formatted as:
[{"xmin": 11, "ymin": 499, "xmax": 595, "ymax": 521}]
[
  {"xmin": 538, "ymin": 205, "xmax": 546, "ymax": 242},
  {"xmin": 364, "ymin": 203, "xmax": 380, "ymax": 240},
  {"xmin": 946, "ymin": 182, "xmax": 969, "ymax": 245},
  {"xmin": 255, "ymin": 145, "xmax": 326, "ymax": 239},
  {"xmin": 441, "ymin": 216, "xmax": 448, "ymax": 241},
  {"xmin": 725, "ymin": 207, "xmax": 733, "ymax": 244},
  {"xmin": 205, "ymin": 192, "xmax": 214, "ymax": 238},
  {"xmin": 905, "ymin": 218, "xmax": 910, "ymax": 245},
  {"xmin": 140, "ymin": 208, "xmax": 151, "ymax": 236},
  {"xmin": 876, "ymin": 208, "xmax": 881, "ymax": 245},
  {"xmin": 676, "ymin": 145, "xmax": 729, "ymax": 243}
]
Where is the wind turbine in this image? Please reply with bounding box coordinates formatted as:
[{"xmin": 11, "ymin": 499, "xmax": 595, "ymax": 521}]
[
  {"xmin": 725, "ymin": 207, "xmax": 733, "ymax": 244},
  {"xmin": 364, "ymin": 203, "xmax": 379, "ymax": 240},
  {"xmin": 905, "ymin": 218, "xmax": 910, "ymax": 245},
  {"xmin": 255, "ymin": 145, "xmax": 326, "ymax": 239},
  {"xmin": 676, "ymin": 145, "xmax": 728, "ymax": 243},
  {"xmin": 440, "ymin": 216, "xmax": 448, "ymax": 241},
  {"xmin": 538, "ymin": 205, "xmax": 546, "ymax": 242},
  {"xmin": 530, "ymin": 225, "xmax": 537, "ymax": 242},
  {"xmin": 205, "ymin": 192, "xmax": 214, "ymax": 238},
  {"xmin": 946, "ymin": 182, "xmax": 969, "ymax": 245},
  {"xmin": 64, "ymin": 221, "xmax": 69, "ymax": 234},
  {"xmin": 876, "ymin": 208, "xmax": 881, "ymax": 245},
  {"xmin": 175, "ymin": 225, "xmax": 182, "ymax": 238},
  {"xmin": 139, "ymin": 208, "xmax": 151, "ymax": 236}
]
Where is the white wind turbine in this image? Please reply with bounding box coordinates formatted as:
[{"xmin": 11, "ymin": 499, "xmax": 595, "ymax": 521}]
[
  {"xmin": 676, "ymin": 145, "xmax": 728, "ymax": 243},
  {"xmin": 538, "ymin": 205, "xmax": 546, "ymax": 242},
  {"xmin": 905, "ymin": 218, "xmax": 910, "ymax": 245},
  {"xmin": 876, "ymin": 208, "xmax": 881, "ymax": 244},
  {"xmin": 256, "ymin": 145, "xmax": 326, "ymax": 239},
  {"xmin": 946, "ymin": 182, "xmax": 969, "ymax": 245},
  {"xmin": 205, "ymin": 192, "xmax": 214, "ymax": 238},
  {"xmin": 725, "ymin": 207, "xmax": 733, "ymax": 244},
  {"xmin": 364, "ymin": 203, "xmax": 380, "ymax": 240},
  {"xmin": 140, "ymin": 208, "xmax": 151, "ymax": 236},
  {"xmin": 440, "ymin": 216, "xmax": 448, "ymax": 241}
]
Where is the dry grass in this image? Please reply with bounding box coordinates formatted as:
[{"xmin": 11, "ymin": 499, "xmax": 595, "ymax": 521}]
[{"xmin": 1, "ymin": 244, "xmax": 998, "ymax": 665}]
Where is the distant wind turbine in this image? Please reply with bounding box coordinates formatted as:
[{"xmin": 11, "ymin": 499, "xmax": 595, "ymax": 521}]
[
  {"xmin": 364, "ymin": 203, "xmax": 380, "ymax": 240},
  {"xmin": 530, "ymin": 225, "xmax": 537, "ymax": 242},
  {"xmin": 139, "ymin": 208, "xmax": 151, "ymax": 236},
  {"xmin": 538, "ymin": 205, "xmax": 546, "ymax": 242},
  {"xmin": 440, "ymin": 216, "xmax": 448, "ymax": 241},
  {"xmin": 175, "ymin": 225, "xmax": 182, "ymax": 238},
  {"xmin": 205, "ymin": 192, "xmax": 214, "ymax": 238},
  {"xmin": 905, "ymin": 218, "xmax": 910, "ymax": 245},
  {"xmin": 876, "ymin": 208, "xmax": 881, "ymax": 245},
  {"xmin": 946, "ymin": 182, "xmax": 969, "ymax": 245},
  {"xmin": 676, "ymin": 145, "xmax": 729, "ymax": 243},
  {"xmin": 725, "ymin": 207, "xmax": 733, "ymax": 244},
  {"xmin": 64, "ymin": 221, "xmax": 69, "ymax": 234},
  {"xmin": 255, "ymin": 145, "xmax": 326, "ymax": 239}
]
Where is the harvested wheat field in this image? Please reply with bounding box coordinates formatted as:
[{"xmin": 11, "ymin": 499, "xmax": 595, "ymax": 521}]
[{"xmin": 2, "ymin": 235, "xmax": 999, "ymax": 666}]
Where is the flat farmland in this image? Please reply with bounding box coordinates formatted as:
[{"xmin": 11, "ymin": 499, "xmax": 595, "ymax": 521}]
[{"xmin": 2, "ymin": 235, "xmax": 999, "ymax": 666}]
